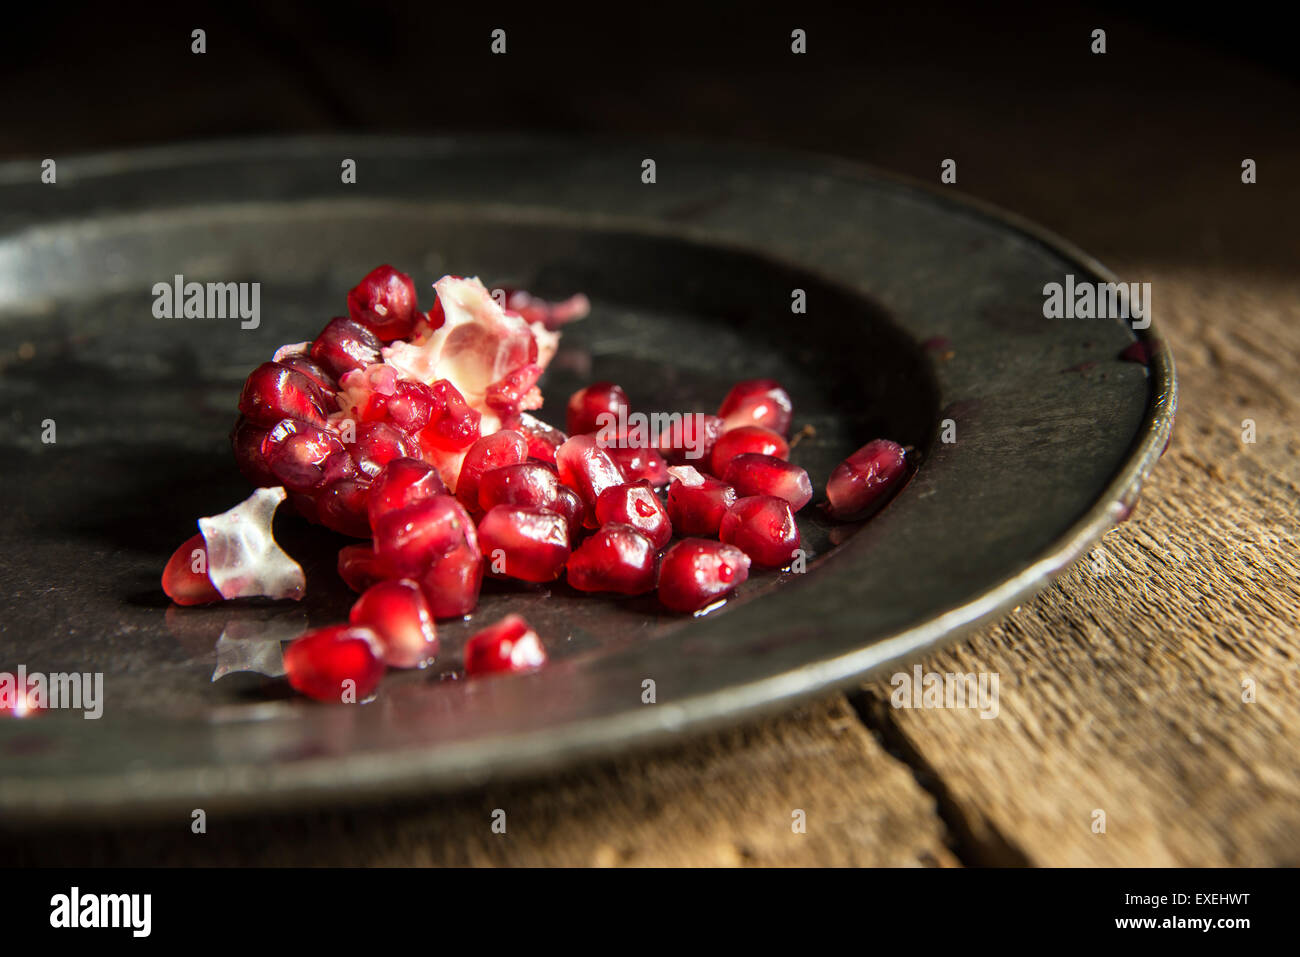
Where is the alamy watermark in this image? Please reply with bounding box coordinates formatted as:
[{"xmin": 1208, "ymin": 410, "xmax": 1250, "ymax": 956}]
[
  {"xmin": 1043, "ymin": 274, "xmax": 1150, "ymax": 330},
  {"xmin": 1, "ymin": 666, "xmax": 103, "ymax": 718},
  {"xmin": 595, "ymin": 409, "xmax": 711, "ymax": 460},
  {"xmin": 152, "ymin": 274, "xmax": 260, "ymax": 329},
  {"xmin": 890, "ymin": 665, "xmax": 999, "ymax": 719}
]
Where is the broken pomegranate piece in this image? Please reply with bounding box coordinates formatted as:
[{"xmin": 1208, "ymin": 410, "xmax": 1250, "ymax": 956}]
[
  {"xmin": 719, "ymin": 495, "xmax": 802, "ymax": 568},
  {"xmin": 283, "ymin": 625, "xmax": 386, "ymax": 702},
  {"xmin": 463, "ymin": 614, "xmax": 547, "ymax": 676},
  {"xmin": 566, "ymin": 524, "xmax": 658, "ymax": 595},
  {"xmin": 349, "ymin": 579, "xmax": 438, "ymax": 668},
  {"xmin": 186, "ymin": 487, "xmax": 306, "ymax": 602},
  {"xmin": 825, "ymin": 439, "xmax": 909, "ymax": 520},
  {"xmin": 657, "ymin": 539, "xmax": 751, "ymax": 613}
]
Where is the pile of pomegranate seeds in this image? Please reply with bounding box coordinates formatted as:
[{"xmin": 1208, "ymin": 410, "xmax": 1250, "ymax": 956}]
[{"xmin": 162, "ymin": 265, "xmax": 914, "ymax": 703}]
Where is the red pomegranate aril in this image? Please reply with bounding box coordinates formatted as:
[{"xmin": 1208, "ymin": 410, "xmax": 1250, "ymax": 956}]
[
  {"xmin": 367, "ymin": 457, "xmax": 447, "ymax": 526},
  {"xmin": 161, "ymin": 532, "xmax": 222, "ymax": 605},
  {"xmin": 718, "ymin": 378, "xmax": 794, "ymax": 435},
  {"xmin": 262, "ymin": 419, "xmax": 347, "ymax": 490},
  {"xmin": 372, "ymin": 494, "xmax": 478, "ymax": 579},
  {"xmin": 238, "ymin": 361, "xmax": 329, "ymax": 428},
  {"xmin": 230, "ymin": 417, "xmax": 276, "ymax": 486},
  {"xmin": 283, "ymin": 625, "xmax": 386, "ymax": 702},
  {"xmin": 463, "ymin": 614, "xmax": 547, "ymax": 676},
  {"xmin": 352, "ymin": 421, "xmax": 419, "ymax": 478},
  {"xmin": 477, "ymin": 506, "xmax": 570, "ymax": 582},
  {"xmin": 552, "ymin": 485, "xmax": 585, "ymax": 545},
  {"xmin": 455, "ymin": 430, "xmax": 529, "ymax": 513},
  {"xmin": 418, "ymin": 542, "xmax": 483, "ymax": 618},
  {"xmin": 606, "ymin": 445, "xmax": 670, "ymax": 487},
  {"xmin": 417, "ymin": 379, "xmax": 482, "ymax": 452},
  {"xmin": 657, "ymin": 539, "xmax": 751, "ymax": 613},
  {"xmin": 511, "ymin": 412, "xmax": 568, "ymax": 465},
  {"xmin": 310, "ymin": 317, "xmax": 383, "ymax": 379},
  {"xmin": 478, "ymin": 462, "xmax": 560, "ymax": 512},
  {"xmin": 555, "ymin": 434, "xmax": 626, "ymax": 521},
  {"xmin": 566, "ymin": 524, "xmax": 657, "ymax": 595},
  {"xmin": 657, "ymin": 414, "xmax": 725, "ymax": 467},
  {"xmin": 486, "ymin": 362, "xmax": 543, "ymax": 414},
  {"xmin": 276, "ymin": 353, "xmax": 338, "ymax": 396},
  {"xmin": 665, "ymin": 466, "xmax": 737, "ymax": 536},
  {"xmin": 719, "ymin": 495, "xmax": 801, "ymax": 568},
  {"xmin": 723, "ymin": 453, "xmax": 813, "ymax": 512},
  {"xmin": 384, "ymin": 380, "xmax": 439, "ymax": 433},
  {"xmin": 338, "ymin": 543, "xmax": 384, "ymax": 593},
  {"xmin": 595, "ymin": 481, "xmax": 672, "ymax": 549},
  {"xmin": 566, "ymin": 381, "xmax": 629, "ymax": 436},
  {"xmin": 318, "ymin": 477, "xmax": 373, "ymax": 537},
  {"xmin": 349, "ymin": 579, "xmax": 438, "ymax": 668},
  {"xmin": 825, "ymin": 439, "xmax": 909, "ymax": 520},
  {"xmin": 347, "ymin": 265, "xmax": 420, "ymax": 342},
  {"xmin": 710, "ymin": 425, "xmax": 789, "ymax": 477}
]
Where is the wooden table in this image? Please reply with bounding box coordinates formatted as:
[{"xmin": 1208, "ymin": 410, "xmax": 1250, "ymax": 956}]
[{"xmin": 2, "ymin": 5, "xmax": 1296, "ymax": 865}]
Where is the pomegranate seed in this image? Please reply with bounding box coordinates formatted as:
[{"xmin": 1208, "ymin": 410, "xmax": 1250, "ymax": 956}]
[
  {"xmin": 317, "ymin": 477, "xmax": 373, "ymax": 537},
  {"xmin": 276, "ymin": 353, "xmax": 338, "ymax": 396},
  {"xmin": 710, "ymin": 425, "xmax": 789, "ymax": 477},
  {"xmin": 347, "ymin": 265, "xmax": 420, "ymax": 341},
  {"xmin": 372, "ymin": 494, "xmax": 478, "ymax": 579},
  {"xmin": 463, "ymin": 614, "xmax": 547, "ymax": 676},
  {"xmin": 606, "ymin": 445, "xmax": 670, "ymax": 487},
  {"xmin": 351, "ymin": 421, "xmax": 419, "ymax": 478},
  {"xmin": 367, "ymin": 457, "xmax": 448, "ymax": 525},
  {"xmin": 719, "ymin": 495, "xmax": 801, "ymax": 568},
  {"xmin": 477, "ymin": 506, "xmax": 570, "ymax": 582},
  {"xmin": 566, "ymin": 524, "xmax": 657, "ymax": 595},
  {"xmin": 722, "ymin": 453, "xmax": 813, "ymax": 511},
  {"xmin": 310, "ymin": 317, "xmax": 383, "ymax": 379},
  {"xmin": 595, "ymin": 481, "xmax": 672, "ymax": 548},
  {"xmin": 485, "ymin": 362, "xmax": 543, "ymax": 414},
  {"xmin": 665, "ymin": 465, "xmax": 737, "ymax": 536},
  {"xmin": 338, "ymin": 543, "xmax": 384, "ymax": 593},
  {"xmin": 349, "ymin": 579, "xmax": 438, "ymax": 668},
  {"xmin": 657, "ymin": 413, "xmax": 724, "ymax": 467},
  {"xmin": 718, "ymin": 378, "xmax": 793, "ymax": 435},
  {"xmin": 283, "ymin": 625, "xmax": 386, "ymax": 702},
  {"xmin": 555, "ymin": 434, "xmax": 626, "ymax": 522},
  {"xmin": 262, "ymin": 419, "xmax": 347, "ymax": 491},
  {"xmin": 416, "ymin": 379, "xmax": 482, "ymax": 452},
  {"xmin": 657, "ymin": 539, "xmax": 751, "ymax": 613},
  {"xmin": 230, "ymin": 417, "xmax": 276, "ymax": 486},
  {"xmin": 455, "ymin": 430, "xmax": 529, "ymax": 513},
  {"xmin": 566, "ymin": 382, "xmax": 629, "ymax": 436},
  {"xmin": 510, "ymin": 412, "xmax": 567, "ymax": 465},
  {"xmin": 825, "ymin": 439, "xmax": 909, "ymax": 520},
  {"xmin": 384, "ymin": 380, "xmax": 439, "ymax": 432},
  {"xmin": 161, "ymin": 532, "xmax": 221, "ymax": 605},
  {"xmin": 238, "ymin": 361, "xmax": 330, "ymax": 428},
  {"xmin": 552, "ymin": 485, "xmax": 586, "ymax": 545},
  {"xmin": 477, "ymin": 462, "xmax": 560, "ymax": 512},
  {"xmin": 418, "ymin": 542, "xmax": 483, "ymax": 619}
]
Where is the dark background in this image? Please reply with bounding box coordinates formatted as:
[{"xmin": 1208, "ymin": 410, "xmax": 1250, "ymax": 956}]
[{"xmin": 3, "ymin": 1, "xmax": 1295, "ymax": 275}]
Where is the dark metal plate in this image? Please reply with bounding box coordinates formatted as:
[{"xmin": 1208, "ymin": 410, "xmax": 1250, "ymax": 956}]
[{"xmin": 0, "ymin": 137, "xmax": 1174, "ymax": 819}]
